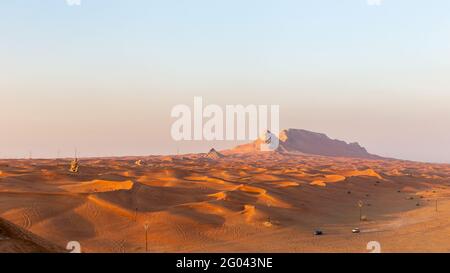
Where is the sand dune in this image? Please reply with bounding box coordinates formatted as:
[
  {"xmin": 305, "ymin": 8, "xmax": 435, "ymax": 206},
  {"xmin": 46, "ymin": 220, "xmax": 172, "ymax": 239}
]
[
  {"xmin": 0, "ymin": 154, "xmax": 449, "ymax": 253},
  {"xmin": 310, "ymin": 169, "xmax": 383, "ymax": 187},
  {"xmin": 311, "ymin": 175, "xmax": 346, "ymax": 186},
  {"xmin": 269, "ymin": 181, "xmax": 300, "ymax": 188},
  {"xmin": 344, "ymin": 169, "xmax": 383, "ymax": 179},
  {"xmin": 0, "ymin": 216, "xmax": 64, "ymax": 253},
  {"xmin": 61, "ymin": 180, "xmax": 134, "ymax": 193}
]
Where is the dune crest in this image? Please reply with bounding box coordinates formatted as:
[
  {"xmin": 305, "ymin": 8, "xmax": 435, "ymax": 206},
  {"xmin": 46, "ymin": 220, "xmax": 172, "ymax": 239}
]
[
  {"xmin": 61, "ymin": 180, "xmax": 134, "ymax": 193},
  {"xmin": 343, "ymin": 169, "xmax": 383, "ymax": 179}
]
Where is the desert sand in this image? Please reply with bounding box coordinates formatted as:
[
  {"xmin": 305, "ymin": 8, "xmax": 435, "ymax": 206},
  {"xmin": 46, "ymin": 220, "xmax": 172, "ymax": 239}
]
[{"xmin": 0, "ymin": 153, "xmax": 449, "ymax": 253}]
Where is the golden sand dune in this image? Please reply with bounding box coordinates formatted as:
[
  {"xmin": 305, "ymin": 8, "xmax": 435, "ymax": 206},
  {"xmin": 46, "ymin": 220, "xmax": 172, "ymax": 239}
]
[
  {"xmin": 208, "ymin": 191, "xmax": 229, "ymax": 201},
  {"xmin": 310, "ymin": 169, "xmax": 382, "ymax": 187},
  {"xmin": 386, "ymin": 168, "xmax": 404, "ymax": 176},
  {"xmin": 61, "ymin": 180, "xmax": 134, "ymax": 193},
  {"xmin": 0, "ymin": 216, "xmax": 65, "ymax": 253},
  {"xmin": 269, "ymin": 181, "xmax": 300, "ymax": 188},
  {"xmin": 86, "ymin": 195, "xmax": 136, "ymax": 220},
  {"xmin": 311, "ymin": 175, "xmax": 346, "ymax": 187},
  {"xmin": 343, "ymin": 169, "xmax": 383, "ymax": 179},
  {"xmin": 241, "ymin": 205, "xmax": 256, "ymax": 222},
  {"xmin": 0, "ymin": 155, "xmax": 449, "ymax": 253}
]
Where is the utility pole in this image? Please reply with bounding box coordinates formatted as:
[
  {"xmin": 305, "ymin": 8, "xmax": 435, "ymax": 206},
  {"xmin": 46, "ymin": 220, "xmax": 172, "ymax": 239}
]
[
  {"xmin": 144, "ymin": 222, "xmax": 149, "ymax": 253},
  {"xmin": 358, "ymin": 200, "xmax": 364, "ymax": 221}
]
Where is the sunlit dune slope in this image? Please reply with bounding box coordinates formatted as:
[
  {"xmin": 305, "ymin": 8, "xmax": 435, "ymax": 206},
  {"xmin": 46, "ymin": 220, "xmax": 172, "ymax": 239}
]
[{"xmin": 0, "ymin": 154, "xmax": 449, "ymax": 253}]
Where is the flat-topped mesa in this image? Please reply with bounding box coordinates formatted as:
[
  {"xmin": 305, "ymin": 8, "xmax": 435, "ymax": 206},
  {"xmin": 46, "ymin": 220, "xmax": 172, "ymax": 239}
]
[
  {"xmin": 231, "ymin": 128, "xmax": 382, "ymax": 159},
  {"xmin": 204, "ymin": 148, "xmax": 225, "ymax": 160}
]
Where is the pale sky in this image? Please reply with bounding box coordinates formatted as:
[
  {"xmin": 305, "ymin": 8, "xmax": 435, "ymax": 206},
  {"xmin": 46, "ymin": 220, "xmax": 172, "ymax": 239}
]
[{"xmin": 1, "ymin": 0, "xmax": 449, "ymax": 163}]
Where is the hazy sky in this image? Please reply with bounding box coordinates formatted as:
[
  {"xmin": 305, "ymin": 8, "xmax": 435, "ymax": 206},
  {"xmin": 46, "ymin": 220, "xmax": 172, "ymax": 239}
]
[{"xmin": 1, "ymin": 0, "xmax": 449, "ymax": 163}]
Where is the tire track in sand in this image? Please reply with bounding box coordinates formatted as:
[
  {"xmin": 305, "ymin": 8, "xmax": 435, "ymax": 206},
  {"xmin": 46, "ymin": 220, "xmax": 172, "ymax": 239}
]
[{"xmin": 20, "ymin": 204, "xmax": 40, "ymax": 230}]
